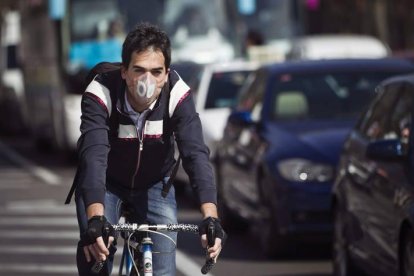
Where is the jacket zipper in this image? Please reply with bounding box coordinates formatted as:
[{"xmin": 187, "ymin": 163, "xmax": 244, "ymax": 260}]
[
  {"xmin": 131, "ymin": 122, "xmax": 145, "ymax": 190},
  {"xmin": 119, "ymin": 95, "xmax": 160, "ymax": 190}
]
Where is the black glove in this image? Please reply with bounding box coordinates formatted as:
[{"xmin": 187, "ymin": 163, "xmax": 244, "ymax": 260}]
[
  {"xmin": 80, "ymin": 215, "xmax": 115, "ymax": 246},
  {"xmin": 199, "ymin": 217, "xmax": 227, "ymax": 246}
]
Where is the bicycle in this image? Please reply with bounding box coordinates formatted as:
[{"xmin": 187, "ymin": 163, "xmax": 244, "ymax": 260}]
[{"xmin": 91, "ymin": 221, "xmax": 217, "ymax": 275}]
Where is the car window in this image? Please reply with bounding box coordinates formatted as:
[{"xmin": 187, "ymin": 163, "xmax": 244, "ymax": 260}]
[
  {"xmin": 204, "ymin": 70, "xmax": 252, "ymax": 109},
  {"xmin": 386, "ymin": 85, "xmax": 413, "ymax": 146},
  {"xmin": 237, "ymin": 69, "xmax": 268, "ymax": 113},
  {"xmin": 359, "ymin": 83, "xmax": 401, "ymax": 140},
  {"xmin": 269, "ymin": 71, "xmax": 401, "ymax": 121}
]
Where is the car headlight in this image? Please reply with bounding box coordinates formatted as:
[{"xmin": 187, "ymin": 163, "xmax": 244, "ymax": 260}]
[{"xmin": 277, "ymin": 158, "xmax": 334, "ymax": 182}]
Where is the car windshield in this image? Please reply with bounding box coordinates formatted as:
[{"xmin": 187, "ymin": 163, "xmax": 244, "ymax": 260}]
[
  {"xmin": 271, "ymin": 72, "xmax": 401, "ymax": 121},
  {"xmin": 205, "ymin": 71, "xmax": 252, "ymax": 109}
]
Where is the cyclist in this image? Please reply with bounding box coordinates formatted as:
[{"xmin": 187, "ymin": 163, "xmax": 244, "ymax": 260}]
[{"xmin": 68, "ymin": 22, "xmax": 226, "ymax": 275}]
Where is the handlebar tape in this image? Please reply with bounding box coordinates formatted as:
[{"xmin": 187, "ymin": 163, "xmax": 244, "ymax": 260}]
[
  {"xmin": 91, "ymin": 225, "xmax": 110, "ymax": 274},
  {"xmin": 201, "ymin": 221, "xmax": 216, "ymax": 274}
]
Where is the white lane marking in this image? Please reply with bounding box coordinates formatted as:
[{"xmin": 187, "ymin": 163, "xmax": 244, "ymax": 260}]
[
  {"xmin": 0, "ymin": 264, "xmax": 79, "ymax": 274},
  {"xmin": 0, "ymin": 140, "xmax": 62, "ymax": 185},
  {"xmin": 0, "ymin": 182, "xmax": 29, "ymax": 189},
  {"xmin": 4, "ymin": 199, "xmax": 76, "ymax": 214},
  {"xmin": 0, "ymin": 230, "xmax": 78, "ymax": 239},
  {"xmin": 0, "ymin": 264, "xmax": 121, "ymax": 274},
  {"xmin": 0, "ymin": 216, "xmax": 78, "ymax": 226},
  {"xmin": 0, "ymin": 245, "xmax": 80, "ymax": 254},
  {"xmin": 177, "ymin": 250, "xmax": 215, "ymax": 276}
]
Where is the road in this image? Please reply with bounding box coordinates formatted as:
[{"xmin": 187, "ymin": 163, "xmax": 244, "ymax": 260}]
[{"xmin": 0, "ymin": 135, "xmax": 332, "ymax": 276}]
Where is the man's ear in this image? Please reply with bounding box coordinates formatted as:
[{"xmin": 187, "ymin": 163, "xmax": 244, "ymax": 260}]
[
  {"xmin": 165, "ymin": 68, "xmax": 170, "ymax": 83},
  {"xmin": 121, "ymin": 65, "xmax": 127, "ymax": 79}
]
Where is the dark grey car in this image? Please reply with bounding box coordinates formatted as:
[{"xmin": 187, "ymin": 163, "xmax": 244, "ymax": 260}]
[{"xmin": 332, "ymin": 73, "xmax": 414, "ymax": 276}]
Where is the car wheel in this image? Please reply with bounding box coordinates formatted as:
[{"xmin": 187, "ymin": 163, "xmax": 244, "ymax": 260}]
[
  {"xmin": 257, "ymin": 209, "xmax": 289, "ymax": 258},
  {"xmin": 333, "ymin": 206, "xmax": 360, "ymax": 276},
  {"xmin": 256, "ymin": 177, "xmax": 289, "ymax": 258},
  {"xmin": 400, "ymin": 227, "xmax": 414, "ymax": 276}
]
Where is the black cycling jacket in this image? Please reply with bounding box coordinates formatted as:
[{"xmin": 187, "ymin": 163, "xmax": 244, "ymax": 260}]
[{"xmin": 74, "ymin": 67, "xmax": 216, "ymax": 207}]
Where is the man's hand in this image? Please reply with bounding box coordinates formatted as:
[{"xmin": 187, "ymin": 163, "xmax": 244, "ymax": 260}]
[
  {"xmin": 199, "ymin": 217, "xmax": 227, "ymax": 260},
  {"xmin": 80, "ymin": 216, "xmax": 115, "ymax": 263}
]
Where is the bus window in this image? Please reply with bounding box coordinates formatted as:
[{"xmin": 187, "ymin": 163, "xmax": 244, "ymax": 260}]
[{"xmin": 68, "ymin": 0, "xmax": 124, "ymax": 69}]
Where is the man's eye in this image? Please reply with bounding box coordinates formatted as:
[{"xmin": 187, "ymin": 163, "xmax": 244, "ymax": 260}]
[{"xmin": 152, "ymin": 71, "xmax": 162, "ymax": 76}]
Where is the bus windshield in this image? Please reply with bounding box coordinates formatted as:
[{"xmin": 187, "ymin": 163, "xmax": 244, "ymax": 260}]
[
  {"xmin": 67, "ymin": 0, "xmax": 297, "ymax": 69},
  {"xmin": 69, "ymin": 0, "xmax": 235, "ymax": 68}
]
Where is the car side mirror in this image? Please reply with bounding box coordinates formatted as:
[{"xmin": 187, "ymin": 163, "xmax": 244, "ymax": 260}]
[
  {"xmin": 366, "ymin": 139, "xmax": 407, "ymax": 161},
  {"xmin": 228, "ymin": 111, "xmax": 255, "ymax": 127}
]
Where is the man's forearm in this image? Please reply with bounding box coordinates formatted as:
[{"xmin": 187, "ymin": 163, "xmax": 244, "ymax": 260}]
[
  {"xmin": 201, "ymin": 202, "xmax": 218, "ymax": 219},
  {"xmin": 87, "ymin": 203, "xmax": 104, "ymax": 219}
]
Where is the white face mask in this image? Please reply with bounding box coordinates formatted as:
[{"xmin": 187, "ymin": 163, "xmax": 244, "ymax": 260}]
[
  {"xmin": 134, "ymin": 73, "xmax": 160, "ymax": 110},
  {"xmin": 136, "ymin": 74, "xmax": 156, "ymax": 98}
]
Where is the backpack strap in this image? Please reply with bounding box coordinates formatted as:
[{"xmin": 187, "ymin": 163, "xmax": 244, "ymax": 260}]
[
  {"xmin": 65, "ymin": 169, "xmax": 79, "ymax": 204},
  {"xmin": 161, "ymin": 155, "xmax": 181, "ymax": 197}
]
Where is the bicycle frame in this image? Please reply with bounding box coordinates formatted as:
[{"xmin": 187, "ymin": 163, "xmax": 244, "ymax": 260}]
[
  {"xmin": 119, "ymin": 235, "xmax": 153, "ymax": 276},
  {"xmin": 118, "ymin": 241, "xmax": 134, "ymax": 276}
]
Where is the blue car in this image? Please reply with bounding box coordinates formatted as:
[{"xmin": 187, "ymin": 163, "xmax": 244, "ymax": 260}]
[{"xmin": 214, "ymin": 58, "xmax": 414, "ymax": 257}]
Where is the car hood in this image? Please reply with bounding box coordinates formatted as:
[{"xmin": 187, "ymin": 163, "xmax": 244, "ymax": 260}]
[
  {"xmin": 199, "ymin": 108, "xmax": 231, "ymax": 143},
  {"xmin": 265, "ymin": 120, "xmax": 355, "ymax": 164}
]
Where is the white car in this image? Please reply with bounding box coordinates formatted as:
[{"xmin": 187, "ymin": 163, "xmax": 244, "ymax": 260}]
[
  {"xmin": 175, "ymin": 60, "xmax": 260, "ymax": 183},
  {"xmin": 287, "ymin": 34, "xmax": 391, "ymax": 60}
]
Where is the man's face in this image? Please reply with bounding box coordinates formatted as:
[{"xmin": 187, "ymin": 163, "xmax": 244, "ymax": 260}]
[{"xmin": 121, "ymin": 48, "xmax": 169, "ymax": 106}]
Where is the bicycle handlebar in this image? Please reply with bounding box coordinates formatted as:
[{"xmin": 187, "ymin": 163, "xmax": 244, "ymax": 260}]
[
  {"xmin": 111, "ymin": 223, "xmax": 215, "ymax": 274},
  {"xmin": 113, "ymin": 223, "xmax": 199, "ymax": 233}
]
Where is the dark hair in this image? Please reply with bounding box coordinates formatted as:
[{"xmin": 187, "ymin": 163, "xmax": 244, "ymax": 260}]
[{"xmin": 122, "ymin": 22, "xmax": 171, "ymax": 69}]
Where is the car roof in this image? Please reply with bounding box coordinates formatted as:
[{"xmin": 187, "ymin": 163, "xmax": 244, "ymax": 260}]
[
  {"xmin": 289, "ymin": 34, "xmax": 391, "ymax": 59},
  {"xmin": 263, "ymin": 58, "xmax": 414, "ymax": 75},
  {"xmin": 204, "ymin": 60, "xmax": 261, "ymax": 73}
]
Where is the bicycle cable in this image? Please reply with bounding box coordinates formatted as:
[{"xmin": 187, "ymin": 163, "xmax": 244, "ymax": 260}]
[
  {"xmin": 126, "ymin": 228, "xmax": 178, "ymax": 275},
  {"xmin": 127, "ymin": 232, "xmax": 140, "ymax": 275}
]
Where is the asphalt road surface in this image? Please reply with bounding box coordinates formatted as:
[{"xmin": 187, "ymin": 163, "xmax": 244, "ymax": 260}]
[{"xmin": 0, "ymin": 135, "xmax": 332, "ymax": 276}]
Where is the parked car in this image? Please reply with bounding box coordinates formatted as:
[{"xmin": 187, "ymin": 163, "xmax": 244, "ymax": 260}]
[
  {"xmin": 286, "ymin": 34, "xmax": 391, "ymax": 61},
  {"xmin": 174, "ymin": 60, "xmax": 260, "ymax": 183},
  {"xmin": 214, "ymin": 58, "xmax": 414, "ymax": 258},
  {"xmin": 332, "ymin": 73, "xmax": 414, "ymax": 276},
  {"xmin": 170, "ymin": 61, "xmax": 203, "ymax": 87}
]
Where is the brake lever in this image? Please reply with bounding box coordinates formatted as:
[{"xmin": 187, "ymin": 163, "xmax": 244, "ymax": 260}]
[
  {"xmin": 91, "ymin": 225, "xmax": 110, "ymax": 274},
  {"xmin": 201, "ymin": 221, "xmax": 216, "ymax": 274}
]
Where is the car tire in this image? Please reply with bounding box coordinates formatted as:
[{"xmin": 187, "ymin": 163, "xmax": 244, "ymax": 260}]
[
  {"xmin": 400, "ymin": 227, "xmax": 414, "ymax": 276},
  {"xmin": 257, "ymin": 210, "xmax": 289, "ymax": 258},
  {"xmin": 256, "ymin": 177, "xmax": 289, "ymax": 258},
  {"xmin": 332, "ymin": 206, "xmax": 361, "ymax": 276}
]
